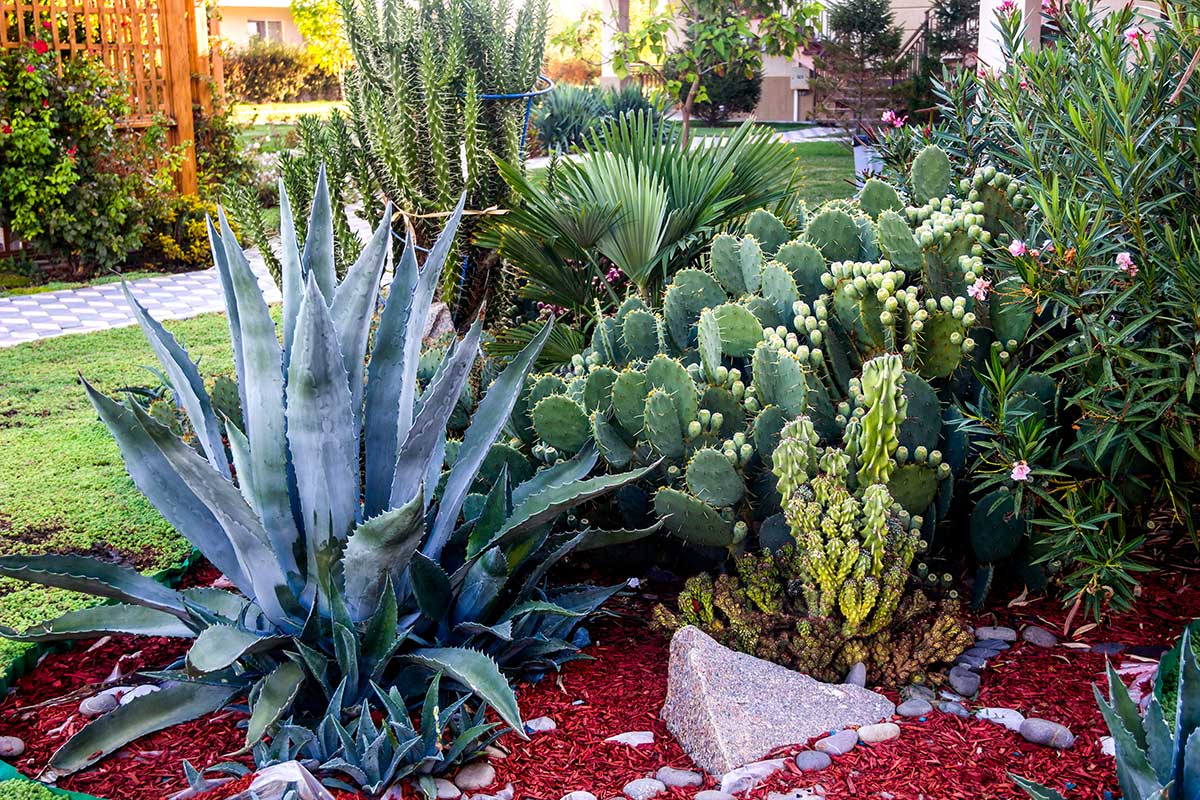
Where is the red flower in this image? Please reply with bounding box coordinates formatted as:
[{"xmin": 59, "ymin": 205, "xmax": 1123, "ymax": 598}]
[
  {"xmin": 66, "ymin": 146, "xmax": 77, "ymax": 157},
  {"xmin": 32, "ymin": 40, "xmax": 49, "ymax": 55},
  {"xmin": 42, "ymin": 19, "xmax": 51, "ymax": 28},
  {"xmin": 25, "ymin": 64, "xmax": 35, "ymax": 73},
  {"xmin": 42, "ymin": 99, "xmax": 49, "ymax": 108},
  {"xmin": 1, "ymin": 125, "xmax": 11, "ymax": 135}
]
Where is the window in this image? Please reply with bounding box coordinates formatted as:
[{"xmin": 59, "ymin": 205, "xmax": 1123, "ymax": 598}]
[{"xmin": 247, "ymin": 19, "xmax": 283, "ymax": 43}]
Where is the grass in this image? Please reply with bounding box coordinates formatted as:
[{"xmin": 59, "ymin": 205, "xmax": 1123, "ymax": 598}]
[
  {"xmin": 1, "ymin": 270, "xmax": 161, "ymax": 297},
  {"xmin": 232, "ymin": 100, "xmax": 346, "ymax": 126},
  {"xmin": 789, "ymin": 140, "xmax": 856, "ymax": 206},
  {"xmin": 0, "ymin": 313, "xmax": 235, "ymax": 673}
]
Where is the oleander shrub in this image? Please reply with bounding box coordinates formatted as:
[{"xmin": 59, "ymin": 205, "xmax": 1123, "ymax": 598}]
[{"xmin": 224, "ymin": 38, "xmax": 337, "ymax": 103}]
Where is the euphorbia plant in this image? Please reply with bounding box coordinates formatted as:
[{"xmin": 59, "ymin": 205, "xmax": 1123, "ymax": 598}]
[{"xmin": 0, "ymin": 172, "xmax": 650, "ymax": 795}]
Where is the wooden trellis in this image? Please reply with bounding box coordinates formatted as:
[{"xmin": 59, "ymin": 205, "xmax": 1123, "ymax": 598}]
[{"xmin": 1, "ymin": 0, "xmax": 222, "ymax": 195}]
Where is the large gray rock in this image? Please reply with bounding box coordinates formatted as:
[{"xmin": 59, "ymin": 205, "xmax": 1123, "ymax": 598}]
[{"xmin": 661, "ymin": 626, "xmax": 895, "ymax": 775}]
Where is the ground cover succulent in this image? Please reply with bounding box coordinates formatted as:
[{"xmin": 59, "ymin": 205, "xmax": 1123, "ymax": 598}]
[{"xmin": 0, "ymin": 172, "xmax": 647, "ymax": 794}]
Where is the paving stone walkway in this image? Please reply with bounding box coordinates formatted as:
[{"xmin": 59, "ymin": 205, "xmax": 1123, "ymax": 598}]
[{"xmin": 0, "ymin": 254, "xmax": 279, "ymax": 348}]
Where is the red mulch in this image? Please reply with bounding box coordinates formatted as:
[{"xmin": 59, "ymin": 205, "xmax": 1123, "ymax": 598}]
[{"xmin": 1, "ymin": 566, "xmax": 1197, "ymax": 800}]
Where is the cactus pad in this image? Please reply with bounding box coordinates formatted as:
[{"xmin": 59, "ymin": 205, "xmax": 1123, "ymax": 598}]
[
  {"xmin": 664, "ymin": 268, "xmax": 727, "ymax": 350},
  {"xmin": 910, "ymin": 145, "xmax": 953, "ymax": 204},
  {"xmin": 654, "ymin": 487, "xmax": 737, "ymax": 547},
  {"xmin": 622, "ymin": 308, "xmax": 662, "ymax": 359},
  {"xmin": 745, "ymin": 209, "xmax": 792, "ymax": 256},
  {"xmin": 532, "ymin": 394, "xmax": 591, "ymax": 453},
  {"xmin": 775, "ymin": 240, "xmax": 827, "ymax": 301},
  {"xmin": 804, "ymin": 206, "xmax": 861, "ymax": 263},
  {"xmin": 969, "ymin": 489, "xmax": 1025, "ymax": 562},
  {"xmin": 686, "ymin": 447, "xmax": 746, "ymax": 507},
  {"xmin": 713, "ymin": 302, "xmax": 764, "ymax": 357},
  {"xmin": 858, "ymin": 178, "xmax": 903, "ymax": 219}
]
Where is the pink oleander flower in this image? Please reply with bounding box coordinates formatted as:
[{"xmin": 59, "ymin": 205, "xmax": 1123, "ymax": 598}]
[
  {"xmin": 1008, "ymin": 239, "xmax": 1027, "ymax": 257},
  {"xmin": 997, "ymin": 0, "xmax": 1018, "ymax": 14},
  {"xmin": 1011, "ymin": 460, "xmax": 1031, "ymax": 481},
  {"xmin": 1124, "ymin": 26, "xmax": 1150, "ymax": 46},
  {"xmin": 1019, "ymin": 78, "xmax": 1029, "ymax": 90},
  {"xmin": 880, "ymin": 109, "xmax": 908, "ymax": 128},
  {"xmin": 1116, "ymin": 251, "xmax": 1138, "ymax": 276},
  {"xmin": 967, "ymin": 277, "xmax": 992, "ymax": 301}
]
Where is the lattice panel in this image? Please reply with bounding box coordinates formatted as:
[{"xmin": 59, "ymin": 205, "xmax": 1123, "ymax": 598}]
[{"xmin": 1, "ymin": 0, "xmax": 169, "ymax": 123}]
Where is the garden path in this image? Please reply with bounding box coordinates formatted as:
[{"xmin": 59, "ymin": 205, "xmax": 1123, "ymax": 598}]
[{"xmin": 0, "ymin": 251, "xmax": 279, "ymax": 348}]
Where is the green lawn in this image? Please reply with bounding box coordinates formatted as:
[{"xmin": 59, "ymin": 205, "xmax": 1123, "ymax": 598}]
[
  {"xmin": 0, "ymin": 313, "xmax": 235, "ymax": 673},
  {"xmin": 0, "ymin": 270, "xmax": 160, "ymax": 297},
  {"xmin": 232, "ymin": 100, "xmax": 346, "ymax": 126},
  {"xmin": 790, "ymin": 140, "xmax": 855, "ymax": 206}
]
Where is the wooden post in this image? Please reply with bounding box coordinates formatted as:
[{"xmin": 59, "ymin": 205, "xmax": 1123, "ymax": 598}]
[{"xmin": 162, "ymin": 0, "xmax": 198, "ymax": 194}]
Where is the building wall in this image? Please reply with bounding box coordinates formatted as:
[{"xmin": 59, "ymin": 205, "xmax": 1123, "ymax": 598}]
[{"xmin": 218, "ymin": 6, "xmax": 305, "ymax": 47}]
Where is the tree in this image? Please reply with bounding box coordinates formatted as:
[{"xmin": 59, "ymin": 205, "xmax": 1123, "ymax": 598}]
[
  {"xmin": 610, "ymin": 0, "xmax": 819, "ymax": 146},
  {"xmin": 291, "ymin": 0, "xmax": 352, "ymax": 78},
  {"xmin": 812, "ymin": 0, "xmax": 903, "ymax": 127}
]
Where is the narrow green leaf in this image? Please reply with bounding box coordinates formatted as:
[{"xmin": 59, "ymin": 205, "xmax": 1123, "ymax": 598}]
[
  {"xmin": 0, "ymin": 604, "xmax": 195, "ymax": 641},
  {"xmin": 405, "ymin": 647, "xmax": 525, "ymax": 737},
  {"xmin": 0, "ymin": 554, "xmax": 184, "ymax": 616},
  {"xmin": 186, "ymin": 625, "xmax": 290, "ymax": 675},
  {"xmin": 244, "ymin": 661, "xmax": 306, "ymax": 748},
  {"xmin": 303, "ymin": 164, "xmax": 336, "ymax": 301}
]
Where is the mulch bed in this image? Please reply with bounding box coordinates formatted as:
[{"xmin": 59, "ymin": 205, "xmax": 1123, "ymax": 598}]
[{"xmin": 0, "ymin": 567, "xmax": 1196, "ymax": 800}]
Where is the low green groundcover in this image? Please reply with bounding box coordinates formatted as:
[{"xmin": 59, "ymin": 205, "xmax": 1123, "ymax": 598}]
[{"xmin": 0, "ymin": 312, "xmax": 235, "ymax": 674}]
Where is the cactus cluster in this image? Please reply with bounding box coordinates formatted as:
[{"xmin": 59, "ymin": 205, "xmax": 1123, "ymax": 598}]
[{"xmin": 655, "ymin": 355, "xmax": 972, "ymax": 685}]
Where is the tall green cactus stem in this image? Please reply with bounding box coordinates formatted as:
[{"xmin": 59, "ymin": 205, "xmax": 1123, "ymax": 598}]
[{"xmin": 857, "ymin": 354, "xmax": 906, "ymax": 486}]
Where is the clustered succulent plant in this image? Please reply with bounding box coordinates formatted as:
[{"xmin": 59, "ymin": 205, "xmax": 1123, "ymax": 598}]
[
  {"xmin": 655, "ymin": 355, "xmax": 973, "ymax": 685},
  {"xmin": 0, "ymin": 173, "xmax": 647, "ymax": 795}
]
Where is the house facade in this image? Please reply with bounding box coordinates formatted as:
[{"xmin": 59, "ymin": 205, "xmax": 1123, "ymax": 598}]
[{"xmin": 217, "ymin": 0, "xmax": 305, "ymax": 47}]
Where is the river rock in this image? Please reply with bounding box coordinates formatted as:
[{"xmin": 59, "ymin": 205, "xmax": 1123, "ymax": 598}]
[
  {"xmin": 454, "ymin": 761, "xmax": 495, "ymax": 791},
  {"xmin": 607, "ymin": 731, "xmax": 654, "ymax": 747},
  {"xmin": 525, "ymin": 716, "xmax": 557, "ymax": 733},
  {"xmin": 1020, "ymin": 718, "xmax": 1075, "ymax": 749},
  {"xmin": 843, "ymin": 662, "xmax": 867, "ymax": 687},
  {"xmin": 719, "ymin": 759, "xmax": 786, "ymax": 795},
  {"xmin": 976, "ymin": 707, "xmax": 1025, "ymax": 732},
  {"xmin": 937, "ymin": 701, "xmax": 970, "ymax": 718},
  {"xmin": 813, "ymin": 729, "xmax": 858, "ymax": 756},
  {"xmin": 1100, "ymin": 736, "xmax": 1115, "ymax": 756},
  {"xmin": 974, "ymin": 639, "xmax": 1011, "ymax": 651},
  {"xmin": 0, "ymin": 736, "xmax": 25, "ymax": 758},
  {"xmin": 955, "ymin": 654, "xmax": 986, "ymax": 671},
  {"xmin": 1021, "ymin": 626, "xmax": 1058, "ymax": 648},
  {"xmin": 1092, "ymin": 642, "xmax": 1125, "ymax": 656},
  {"xmin": 432, "ymin": 779, "xmax": 461, "ymax": 799},
  {"xmin": 655, "ymin": 767, "xmax": 703, "ymax": 788},
  {"xmin": 80, "ymin": 693, "xmax": 119, "ymax": 717},
  {"xmin": 900, "ymin": 685, "xmax": 936, "ymax": 703},
  {"xmin": 793, "ymin": 751, "xmax": 832, "ymax": 771},
  {"xmin": 948, "ymin": 666, "xmax": 980, "ymax": 697},
  {"xmin": 662, "ymin": 627, "xmax": 894, "ymax": 774},
  {"xmin": 623, "ymin": 778, "xmax": 666, "ymax": 800},
  {"xmin": 974, "ymin": 626, "xmax": 1017, "ymax": 642},
  {"xmin": 857, "ymin": 723, "xmax": 901, "ymax": 744},
  {"xmin": 561, "ymin": 793, "xmax": 597, "ymax": 800},
  {"xmin": 896, "ymin": 699, "xmax": 932, "ymax": 717},
  {"xmin": 695, "ymin": 792, "xmax": 737, "ymax": 800}
]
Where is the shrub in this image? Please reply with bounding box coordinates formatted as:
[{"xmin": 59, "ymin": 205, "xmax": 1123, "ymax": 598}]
[
  {"xmin": 0, "ymin": 43, "xmax": 172, "ymax": 272},
  {"xmin": 877, "ymin": 0, "xmax": 1200, "ymax": 618},
  {"xmin": 671, "ymin": 62, "xmax": 762, "ymax": 125},
  {"xmin": 532, "ymin": 83, "xmax": 608, "ymax": 154},
  {"xmin": 0, "ymin": 179, "xmax": 645, "ymax": 791},
  {"xmin": 224, "ymin": 38, "xmax": 333, "ymax": 103}
]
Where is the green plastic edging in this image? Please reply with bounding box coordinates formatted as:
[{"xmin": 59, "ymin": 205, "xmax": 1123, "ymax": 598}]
[
  {"xmin": 0, "ymin": 761, "xmax": 107, "ymax": 800},
  {"xmin": 0, "ymin": 548, "xmax": 204, "ymax": 800}
]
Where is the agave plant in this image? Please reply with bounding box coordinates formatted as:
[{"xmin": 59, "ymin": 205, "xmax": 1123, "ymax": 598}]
[
  {"xmin": 1014, "ymin": 625, "xmax": 1200, "ymax": 800},
  {"xmin": 0, "ymin": 171, "xmax": 650, "ymax": 793}
]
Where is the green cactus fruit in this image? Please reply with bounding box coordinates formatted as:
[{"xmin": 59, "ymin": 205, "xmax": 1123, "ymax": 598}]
[
  {"xmin": 593, "ymin": 412, "xmax": 635, "ymax": 468},
  {"xmin": 804, "ymin": 206, "xmax": 861, "ymax": 263},
  {"xmin": 910, "ymin": 145, "xmax": 953, "ymax": 204},
  {"xmin": 583, "ymin": 366, "xmax": 618, "ymax": 413},
  {"xmin": 775, "ymin": 240, "xmax": 827, "ymax": 301},
  {"xmin": 988, "ymin": 277, "xmax": 1033, "ymax": 345},
  {"xmin": 915, "ymin": 312, "xmax": 969, "ymax": 379},
  {"xmin": 969, "ymin": 489, "xmax": 1026, "ymax": 563},
  {"xmin": 209, "ymin": 373, "xmax": 243, "ymax": 431},
  {"xmin": 710, "ymin": 234, "xmax": 763, "ymax": 296},
  {"xmin": 698, "ymin": 309, "xmax": 722, "ymax": 382},
  {"xmin": 876, "ymin": 210, "xmax": 923, "ymax": 274},
  {"xmin": 644, "ymin": 388, "xmax": 685, "ymax": 458},
  {"xmin": 751, "ymin": 340, "xmax": 808, "ymax": 418},
  {"xmin": 611, "ymin": 368, "xmax": 650, "ymax": 436},
  {"xmin": 532, "ymin": 394, "xmax": 591, "ymax": 453},
  {"xmin": 664, "ymin": 268, "xmax": 727, "ymax": 350},
  {"xmin": 645, "ymin": 355, "xmax": 698, "ymax": 428},
  {"xmin": 713, "ymin": 302, "xmax": 764, "ymax": 357},
  {"xmin": 887, "ymin": 463, "xmax": 939, "ymax": 516},
  {"xmin": 654, "ymin": 486, "xmax": 737, "ymax": 547},
  {"xmin": 858, "ymin": 178, "xmax": 903, "ymax": 219},
  {"xmin": 699, "ymin": 385, "xmax": 744, "ymax": 437},
  {"xmin": 474, "ymin": 442, "xmax": 535, "ymax": 492},
  {"xmin": 897, "ymin": 372, "xmax": 941, "ymax": 453},
  {"xmin": 753, "ymin": 404, "xmax": 789, "ymax": 462},
  {"xmin": 686, "ymin": 447, "xmax": 746, "ymax": 507},
  {"xmin": 622, "ymin": 308, "xmax": 662, "ymax": 360},
  {"xmin": 745, "ymin": 209, "xmax": 792, "ymax": 256},
  {"xmin": 759, "ymin": 262, "xmax": 800, "ymax": 327}
]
